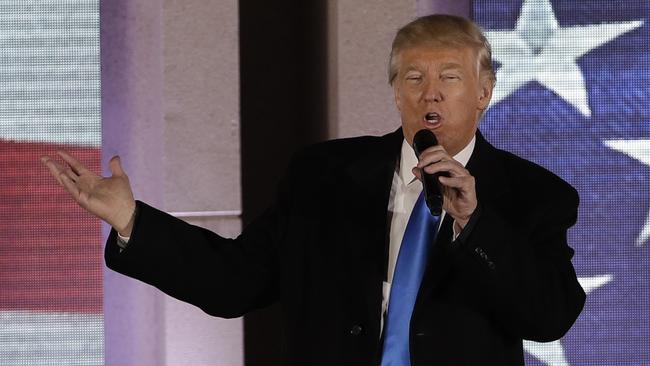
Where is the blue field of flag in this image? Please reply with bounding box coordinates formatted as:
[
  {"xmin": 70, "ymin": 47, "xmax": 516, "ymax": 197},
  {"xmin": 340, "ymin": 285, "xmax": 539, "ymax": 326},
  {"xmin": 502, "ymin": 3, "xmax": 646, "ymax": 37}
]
[{"xmin": 474, "ymin": 0, "xmax": 650, "ymax": 365}]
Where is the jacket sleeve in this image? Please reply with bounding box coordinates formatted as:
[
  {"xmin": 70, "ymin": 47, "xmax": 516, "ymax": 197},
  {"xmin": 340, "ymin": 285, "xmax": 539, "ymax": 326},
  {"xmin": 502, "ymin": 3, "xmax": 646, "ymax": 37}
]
[
  {"xmin": 106, "ymin": 199, "xmax": 285, "ymax": 318},
  {"xmin": 450, "ymin": 184, "xmax": 586, "ymax": 342}
]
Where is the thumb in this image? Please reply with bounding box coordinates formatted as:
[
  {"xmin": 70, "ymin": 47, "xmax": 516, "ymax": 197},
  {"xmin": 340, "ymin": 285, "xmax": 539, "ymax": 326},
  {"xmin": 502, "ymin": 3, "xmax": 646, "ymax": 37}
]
[
  {"xmin": 411, "ymin": 167, "xmax": 423, "ymax": 182},
  {"xmin": 109, "ymin": 155, "xmax": 126, "ymax": 177}
]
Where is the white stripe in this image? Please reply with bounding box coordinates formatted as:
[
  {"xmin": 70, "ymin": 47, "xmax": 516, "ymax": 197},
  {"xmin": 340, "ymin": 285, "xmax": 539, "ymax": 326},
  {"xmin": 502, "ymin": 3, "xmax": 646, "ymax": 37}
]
[
  {"xmin": 0, "ymin": 31, "xmax": 98, "ymax": 41},
  {"xmin": 0, "ymin": 0, "xmax": 96, "ymax": 7},
  {"xmin": 0, "ymin": 310, "xmax": 103, "ymax": 366},
  {"xmin": 0, "ymin": 97, "xmax": 99, "ymax": 110},
  {"xmin": 0, "ymin": 64, "xmax": 97, "ymax": 75},
  {"xmin": 0, "ymin": 46, "xmax": 99, "ymax": 56},
  {"xmin": 0, "ymin": 13, "xmax": 98, "ymax": 23},
  {"xmin": 0, "ymin": 80, "xmax": 99, "ymax": 92}
]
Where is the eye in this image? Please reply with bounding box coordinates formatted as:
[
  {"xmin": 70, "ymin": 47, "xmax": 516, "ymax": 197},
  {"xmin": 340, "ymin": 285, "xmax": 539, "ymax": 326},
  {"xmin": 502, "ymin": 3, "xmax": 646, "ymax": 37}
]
[
  {"xmin": 441, "ymin": 74, "xmax": 460, "ymax": 81},
  {"xmin": 405, "ymin": 73, "xmax": 423, "ymax": 83}
]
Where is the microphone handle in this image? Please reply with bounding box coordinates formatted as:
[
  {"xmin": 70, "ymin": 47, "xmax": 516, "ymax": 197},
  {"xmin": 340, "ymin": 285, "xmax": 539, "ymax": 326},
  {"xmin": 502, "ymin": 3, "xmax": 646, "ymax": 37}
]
[
  {"xmin": 412, "ymin": 129, "xmax": 447, "ymax": 216},
  {"xmin": 422, "ymin": 171, "xmax": 444, "ymax": 216}
]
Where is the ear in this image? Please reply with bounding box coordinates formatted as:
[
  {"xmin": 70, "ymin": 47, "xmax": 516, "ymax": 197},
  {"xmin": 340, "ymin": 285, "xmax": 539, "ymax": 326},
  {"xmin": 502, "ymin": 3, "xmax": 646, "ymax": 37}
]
[
  {"xmin": 477, "ymin": 76, "xmax": 493, "ymax": 110},
  {"xmin": 393, "ymin": 81, "xmax": 402, "ymax": 111}
]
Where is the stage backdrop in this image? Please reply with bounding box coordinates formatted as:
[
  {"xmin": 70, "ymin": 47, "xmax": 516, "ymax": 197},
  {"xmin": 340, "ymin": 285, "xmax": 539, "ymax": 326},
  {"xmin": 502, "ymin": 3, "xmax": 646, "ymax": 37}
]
[
  {"xmin": 0, "ymin": 0, "xmax": 103, "ymax": 365},
  {"xmin": 474, "ymin": 0, "xmax": 650, "ymax": 365}
]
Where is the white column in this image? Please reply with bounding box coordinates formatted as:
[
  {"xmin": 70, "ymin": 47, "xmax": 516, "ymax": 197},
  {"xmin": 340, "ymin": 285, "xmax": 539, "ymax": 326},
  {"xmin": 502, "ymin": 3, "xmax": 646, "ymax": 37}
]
[
  {"xmin": 327, "ymin": 0, "xmax": 416, "ymax": 139},
  {"xmin": 102, "ymin": 0, "xmax": 242, "ymax": 365}
]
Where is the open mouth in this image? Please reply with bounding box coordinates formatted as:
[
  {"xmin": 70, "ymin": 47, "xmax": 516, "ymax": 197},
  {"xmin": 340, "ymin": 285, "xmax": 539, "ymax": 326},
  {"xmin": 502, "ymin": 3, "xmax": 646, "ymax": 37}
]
[{"xmin": 423, "ymin": 112, "xmax": 441, "ymax": 127}]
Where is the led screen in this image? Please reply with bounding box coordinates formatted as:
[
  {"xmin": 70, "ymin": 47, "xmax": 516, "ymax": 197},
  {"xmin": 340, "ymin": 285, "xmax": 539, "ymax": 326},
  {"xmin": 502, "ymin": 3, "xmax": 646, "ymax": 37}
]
[
  {"xmin": 0, "ymin": 0, "xmax": 102, "ymax": 364},
  {"xmin": 474, "ymin": 0, "xmax": 649, "ymax": 365}
]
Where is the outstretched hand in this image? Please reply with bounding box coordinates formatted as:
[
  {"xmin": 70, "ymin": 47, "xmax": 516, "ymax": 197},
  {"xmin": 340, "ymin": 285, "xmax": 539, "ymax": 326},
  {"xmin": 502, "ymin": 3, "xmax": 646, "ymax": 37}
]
[{"xmin": 41, "ymin": 151, "xmax": 136, "ymax": 236}]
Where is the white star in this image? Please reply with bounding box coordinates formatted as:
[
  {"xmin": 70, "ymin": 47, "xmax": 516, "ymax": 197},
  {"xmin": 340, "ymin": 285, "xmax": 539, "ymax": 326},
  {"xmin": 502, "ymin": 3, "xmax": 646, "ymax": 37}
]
[
  {"xmin": 523, "ymin": 275, "xmax": 613, "ymax": 366},
  {"xmin": 603, "ymin": 139, "xmax": 650, "ymax": 246},
  {"xmin": 485, "ymin": 0, "xmax": 643, "ymax": 117}
]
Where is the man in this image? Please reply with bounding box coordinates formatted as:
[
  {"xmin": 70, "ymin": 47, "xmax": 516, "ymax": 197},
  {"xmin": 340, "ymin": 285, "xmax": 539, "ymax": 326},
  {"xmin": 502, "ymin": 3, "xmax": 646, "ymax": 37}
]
[{"xmin": 43, "ymin": 15, "xmax": 585, "ymax": 365}]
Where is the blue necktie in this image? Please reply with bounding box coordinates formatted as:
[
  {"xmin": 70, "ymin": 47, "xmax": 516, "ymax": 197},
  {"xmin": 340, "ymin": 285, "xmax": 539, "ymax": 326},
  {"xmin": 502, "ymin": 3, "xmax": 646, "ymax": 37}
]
[{"xmin": 381, "ymin": 192, "xmax": 440, "ymax": 366}]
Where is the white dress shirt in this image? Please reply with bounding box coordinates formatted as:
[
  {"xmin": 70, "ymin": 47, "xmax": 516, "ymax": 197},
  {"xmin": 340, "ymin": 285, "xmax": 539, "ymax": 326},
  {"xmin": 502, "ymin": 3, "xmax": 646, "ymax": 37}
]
[{"xmin": 381, "ymin": 136, "xmax": 475, "ymax": 332}]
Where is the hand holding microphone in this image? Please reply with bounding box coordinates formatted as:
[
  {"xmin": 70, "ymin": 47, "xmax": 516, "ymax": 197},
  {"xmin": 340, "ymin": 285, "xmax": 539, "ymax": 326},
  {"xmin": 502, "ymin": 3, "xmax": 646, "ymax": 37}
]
[{"xmin": 411, "ymin": 129, "xmax": 477, "ymax": 229}]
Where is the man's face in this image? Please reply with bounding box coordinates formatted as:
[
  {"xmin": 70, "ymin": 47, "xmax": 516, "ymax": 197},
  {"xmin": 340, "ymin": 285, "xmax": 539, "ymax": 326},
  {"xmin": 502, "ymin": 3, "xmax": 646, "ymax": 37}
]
[{"xmin": 393, "ymin": 45, "xmax": 492, "ymax": 156}]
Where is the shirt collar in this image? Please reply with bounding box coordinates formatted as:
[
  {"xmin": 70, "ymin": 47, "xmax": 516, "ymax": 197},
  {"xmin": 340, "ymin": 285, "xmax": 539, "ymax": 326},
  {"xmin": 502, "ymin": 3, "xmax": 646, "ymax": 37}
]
[{"xmin": 399, "ymin": 135, "xmax": 476, "ymax": 185}]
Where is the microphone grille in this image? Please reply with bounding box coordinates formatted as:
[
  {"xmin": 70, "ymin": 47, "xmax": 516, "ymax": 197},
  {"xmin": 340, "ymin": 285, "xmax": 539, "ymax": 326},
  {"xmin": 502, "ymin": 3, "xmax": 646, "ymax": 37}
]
[{"xmin": 413, "ymin": 129, "xmax": 438, "ymax": 157}]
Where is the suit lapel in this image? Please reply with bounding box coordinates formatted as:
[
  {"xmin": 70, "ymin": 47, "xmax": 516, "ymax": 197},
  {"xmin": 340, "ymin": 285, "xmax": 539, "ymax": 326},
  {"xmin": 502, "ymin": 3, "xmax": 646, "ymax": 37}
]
[
  {"xmin": 344, "ymin": 127, "xmax": 403, "ymax": 269},
  {"xmin": 465, "ymin": 131, "xmax": 509, "ymax": 203},
  {"xmin": 340, "ymin": 128, "xmax": 403, "ymax": 348}
]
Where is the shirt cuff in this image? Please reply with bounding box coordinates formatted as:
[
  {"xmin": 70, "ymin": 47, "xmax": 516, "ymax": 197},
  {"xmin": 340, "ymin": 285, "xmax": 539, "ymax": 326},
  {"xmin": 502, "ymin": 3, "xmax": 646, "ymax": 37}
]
[
  {"xmin": 114, "ymin": 203, "xmax": 140, "ymax": 251},
  {"xmin": 451, "ymin": 203, "xmax": 482, "ymax": 246},
  {"xmin": 116, "ymin": 233, "xmax": 129, "ymax": 251},
  {"xmin": 452, "ymin": 222, "xmax": 461, "ymax": 241}
]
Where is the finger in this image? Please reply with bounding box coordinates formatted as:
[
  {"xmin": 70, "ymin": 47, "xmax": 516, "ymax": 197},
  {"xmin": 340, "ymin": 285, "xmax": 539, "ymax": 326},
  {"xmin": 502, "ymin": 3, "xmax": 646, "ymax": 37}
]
[
  {"xmin": 423, "ymin": 161, "xmax": 468, "ymax": 177},
  {"xmin": 109, "ymin": 155, "xmax": 126, "ymax": 177},
  {"xmin": 439, "ymin": 175, "xmax": 475, "ymax": 190},
  {"xmin": 416, "ymin": 150, "xmax": 454, "ymax": 169},
  {"xmin": 418, "ymin": 144, "xmax": 447, "ymax": 156},
  {"xmin": 63, "ymin": 167, "xmax": 79, "ymax": 183},
  {"xmin": 60, "ymin": 172, "xmax": 81, "ymax": 200},
  {"xmin": 41, "ymin": 156, "xmax": 66, "ymax": 186},
  {"xmin": 40, "ymin": 155, "xmax": 52, "ymax": 164},
  {"xmin": 412, "ymin": 167, "xmax": 423, "ymax": 181},
  {"xmin": 57, "ymin": 150, "xmax": 89, "ymax": 176}
]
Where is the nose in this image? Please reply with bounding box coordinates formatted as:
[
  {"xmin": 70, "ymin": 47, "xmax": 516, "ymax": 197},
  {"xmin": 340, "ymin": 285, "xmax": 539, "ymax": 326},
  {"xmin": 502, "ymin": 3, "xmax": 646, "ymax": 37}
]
[{"xmin": 422, "ymin": 79, "xmax": 442, "ymax": 103}]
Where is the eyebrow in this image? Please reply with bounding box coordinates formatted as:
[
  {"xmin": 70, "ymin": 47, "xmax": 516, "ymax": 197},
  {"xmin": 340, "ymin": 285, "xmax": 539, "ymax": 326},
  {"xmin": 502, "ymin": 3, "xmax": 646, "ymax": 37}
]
[
  {"xmin": 439, "ymin": 62, "xmax": 463, "ymax": 71},
  {"xmin": 403, "ymin": 65, "xmax": 422, "ymax": 73},
  {"xmin": 402, "ymin": 62, "xmax": 464, "ymax": 74}
]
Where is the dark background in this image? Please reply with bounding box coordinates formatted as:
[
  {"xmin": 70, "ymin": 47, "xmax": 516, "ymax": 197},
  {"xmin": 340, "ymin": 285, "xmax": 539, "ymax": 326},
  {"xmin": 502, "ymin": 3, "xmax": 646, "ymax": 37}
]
[{"xmin": 239, "ymin": 1, "xmax": 328, "ymax": 364}]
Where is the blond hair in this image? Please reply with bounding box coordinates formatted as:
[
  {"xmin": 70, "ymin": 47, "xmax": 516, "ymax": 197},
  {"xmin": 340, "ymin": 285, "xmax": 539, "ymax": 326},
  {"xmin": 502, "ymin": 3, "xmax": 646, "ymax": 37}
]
[{"xmin": 388, "ymin": 14, "xmax": 496, "ymax": 87}]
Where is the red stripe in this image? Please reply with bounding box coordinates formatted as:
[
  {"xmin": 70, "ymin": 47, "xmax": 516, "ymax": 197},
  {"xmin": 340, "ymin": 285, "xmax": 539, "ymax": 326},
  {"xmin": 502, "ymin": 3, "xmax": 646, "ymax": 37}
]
[{"xmin": 0, "ymin": 139, "xmax": 102, "ymax": 314}]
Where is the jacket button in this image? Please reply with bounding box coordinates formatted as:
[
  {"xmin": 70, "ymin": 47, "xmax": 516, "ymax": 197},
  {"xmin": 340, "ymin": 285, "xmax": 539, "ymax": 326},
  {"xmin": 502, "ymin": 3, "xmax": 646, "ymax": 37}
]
[{"xmin": 350, "ymin": 324, "xmax": 363, "ymax": 336}]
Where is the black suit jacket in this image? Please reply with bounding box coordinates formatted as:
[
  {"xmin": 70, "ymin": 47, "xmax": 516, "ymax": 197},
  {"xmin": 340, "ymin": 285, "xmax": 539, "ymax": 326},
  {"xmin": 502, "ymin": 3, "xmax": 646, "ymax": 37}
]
[{"xmin": 106, "ymin": 128, "xmax": 585, "ymax": 365}]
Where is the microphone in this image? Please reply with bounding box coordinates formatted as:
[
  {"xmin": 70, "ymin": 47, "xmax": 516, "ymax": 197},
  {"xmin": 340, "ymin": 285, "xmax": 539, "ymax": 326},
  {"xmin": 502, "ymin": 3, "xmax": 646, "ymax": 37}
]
[{"xmin": 412, "ymin": 129, "xmax": 445, "ymax": 216}]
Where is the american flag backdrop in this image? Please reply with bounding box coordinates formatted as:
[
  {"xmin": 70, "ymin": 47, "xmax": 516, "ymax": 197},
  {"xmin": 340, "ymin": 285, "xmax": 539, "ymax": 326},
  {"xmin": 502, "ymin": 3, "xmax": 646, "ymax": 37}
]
[
  {"xmin": 0, "ymin": 1, "xmax": 103, "ymax": 365},
  {"xmin": 474, "ymin": 0, "xmax": 650, "ymax": 365}
]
